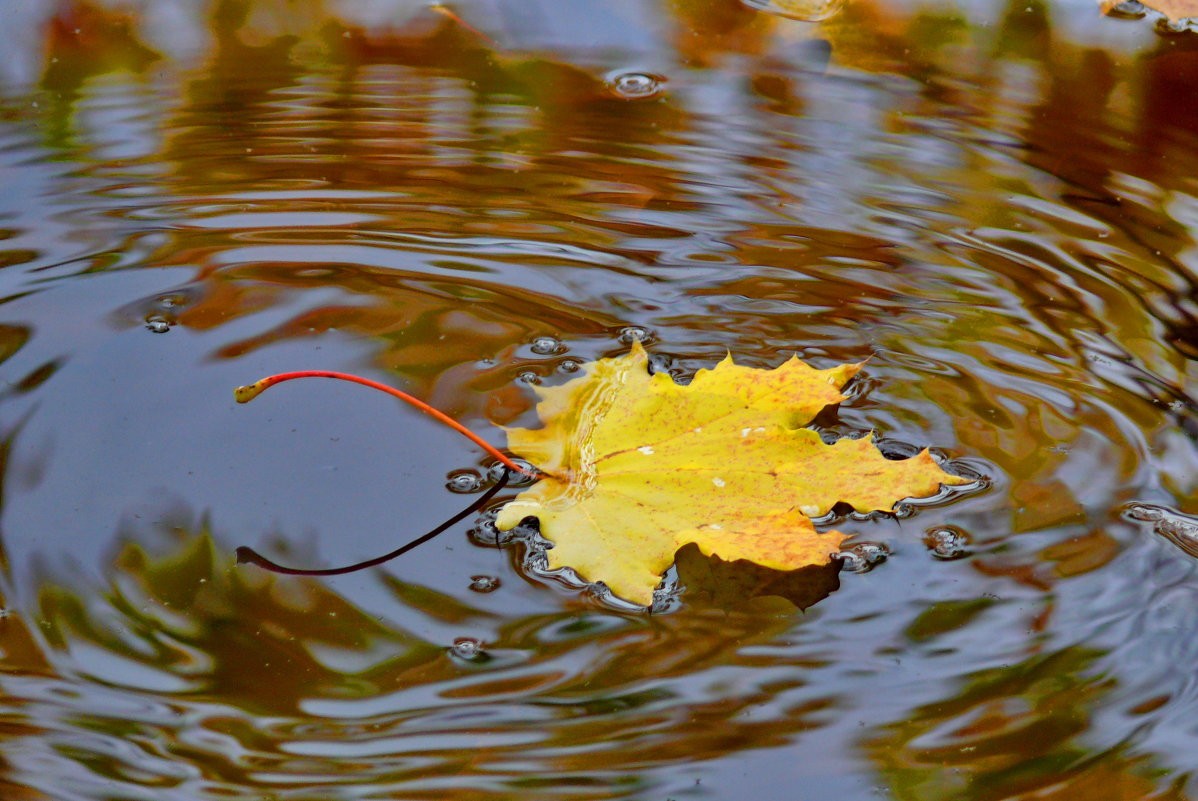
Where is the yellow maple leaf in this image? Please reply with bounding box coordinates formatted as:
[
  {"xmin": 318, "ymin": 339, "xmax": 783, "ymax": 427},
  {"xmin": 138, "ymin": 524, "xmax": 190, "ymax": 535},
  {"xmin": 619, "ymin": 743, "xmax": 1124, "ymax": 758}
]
[{"xmin": 495, "ymin": 342, "xmax": 969, "ymax": 606}]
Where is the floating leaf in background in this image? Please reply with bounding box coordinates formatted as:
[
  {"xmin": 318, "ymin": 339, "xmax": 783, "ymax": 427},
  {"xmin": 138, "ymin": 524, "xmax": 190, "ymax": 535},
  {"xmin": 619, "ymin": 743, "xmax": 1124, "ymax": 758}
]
[{"xmin": 496, "ymin": 343, "xmax": 968, "ymax": 606}]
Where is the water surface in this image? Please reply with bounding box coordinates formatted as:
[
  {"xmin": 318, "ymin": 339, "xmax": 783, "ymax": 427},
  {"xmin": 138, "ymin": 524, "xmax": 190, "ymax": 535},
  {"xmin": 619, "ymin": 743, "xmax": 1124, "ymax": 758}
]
[{"xmin": 0, "ymin": 1, "xmax": 1195, "ymax": 799}]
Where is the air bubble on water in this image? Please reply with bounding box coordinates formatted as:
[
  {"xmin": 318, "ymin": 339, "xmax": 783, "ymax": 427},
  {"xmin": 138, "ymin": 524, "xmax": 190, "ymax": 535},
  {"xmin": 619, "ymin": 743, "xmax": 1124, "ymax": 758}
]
[
  {"xmin": 606, "ymin": 71, "xmax": 665, "ymax": 100},
  {"xmin": 469, "ymin": 575, "xmax": 501, "ymax": 593},
  {"xmin": 531, "ymin": 336, "xmax": 564, "ymax": 356},
  {"xmin": 145, "ymin": 317, "xmax": 170, "ymax": 333},
  {"xmin": 647, "ymin": 353, "xmax": 674, "ymax": 375},
  {"xmin": 837, "ymin": 542, "xmax": 890, "ymax": 573},
  {"xmin": 924, "ymin": 527, "xmax": 971, "ymax": 560},
  {"xmin": 446, "ymin": 470, "xmax": 484, "ymax": 494},
  {"xmin": 618, "ymin": 326, "xmax": 652, "ymax": 345},
  {"xmin": 649, "ymin": 565, "xmax": 684, "ymax": 613},
  {"xmin": 740, "ymin": 0, "xmax": 844, "ymax": 22},
  {"xmin": 1125, "ymin": 502, "xmax": 1198, "ymax": 558},
  {"xmin": 488, "ymin": 460, "xmax": 537, "ymax": 486},
  {"xmin": 1125, "ymin": 504, "xmax": 1164, "ymax": 522},
  {"xmin": 558, "ymin": 359, "xmax": 580, "ymax": 374},
  {"xmin": 449, "ymin": 637, "xmax": 489, "ymax": 663},
  {"xmin": 1106, "ymin": 0, "xmax": 1147, "ymax": 15},
  {"xmin": 468, "ymin": 511, "xmax": 521, "ymax": 547}
]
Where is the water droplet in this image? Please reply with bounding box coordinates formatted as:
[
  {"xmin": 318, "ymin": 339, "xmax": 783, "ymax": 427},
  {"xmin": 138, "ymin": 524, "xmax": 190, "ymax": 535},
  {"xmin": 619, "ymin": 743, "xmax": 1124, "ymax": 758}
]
[
  {"xmin": 449, "ymin": 637, "xmax": 490, "ymax": 663},
  {"xmin": 446, "ymin": 470, "xmax": 484, "ymax": 494},
  {"xmin": 607, "ymin": 71, "xmax": 665, "ymax": 100},
  {"xmin": 145, "ymin": 317, "xmax": 170, "ymax": 334},
  {"xmin": 647, "ymin": 353, "xmax": 675, "ymax": 375},
  {"xmin": 1125, "ymin": 503, "xmax": 1164, "ymax": 522},
  {"xmin": 531, "ymin": 336, "xmax": 564, "ymax": 356},
  {"xmin": 558, "ymin": 359, "xmax": 580, "ymax": 373},
  {"xmin": 924, "ymin": 527, "xmax": 971, "ymax": 560},
  {"xmin": 741, "ymin": 0, "xmax": 844, "ymax": 22},
  {"xmin": 469, "ymin": 512, "xmax": 521, "ymax": 547},
  {"xmin": 517, "ymin": 371, "xmax": 542, "ymax": 385},
  {"xmin": 469, "ymin": 575, "xmax": 500, "ymax": 593},
  {"xmin": 618, "ymin": 326, "xmax": 652, "ymax": 345},
  {"xmin": 488, "ymin": 460, "xmax": 537, "ymax": 486},
  {"xmin": 1125, "ymin": 503, "xmax": 1198, "ymax": 557},
  {"xmin": 837, "ymin": 542, "xmax": 889, "ymax": 573}
]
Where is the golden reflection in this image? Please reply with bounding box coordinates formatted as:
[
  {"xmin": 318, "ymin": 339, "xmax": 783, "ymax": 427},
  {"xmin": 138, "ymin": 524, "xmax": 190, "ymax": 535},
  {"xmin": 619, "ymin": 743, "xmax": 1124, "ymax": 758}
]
[
  {"xmin": 864, "ymin": 647, "xmax": 1188, "ymax": 801},
  {"xmin": 41, "ymin": 2, "xmax": 160, "ymax": 95},
  {"xmin": 0, "ymin": 0, "xmax": 1195, "ymax": 798},
  {"xmin": 12, "ymin": 521, "xmax": 841, "ymax": 796}
]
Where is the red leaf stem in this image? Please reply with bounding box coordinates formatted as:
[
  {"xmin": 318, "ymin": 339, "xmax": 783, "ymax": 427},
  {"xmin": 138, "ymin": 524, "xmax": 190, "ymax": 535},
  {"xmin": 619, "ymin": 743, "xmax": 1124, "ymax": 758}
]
[{"xmin": 234, "ymin": 370, "xmax": 536, "ymax": 478}]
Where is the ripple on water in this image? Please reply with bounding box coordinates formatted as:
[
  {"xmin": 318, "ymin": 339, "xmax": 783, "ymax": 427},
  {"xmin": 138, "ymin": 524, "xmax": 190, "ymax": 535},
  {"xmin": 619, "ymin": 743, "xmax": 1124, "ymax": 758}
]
[
  {"xmin": 0, "ymin": 2, "xmax": 1195, "ymax": 799},
  {"xmin": 1125, "ymin": 503, "xmax": 1198, "ymax": 557}
]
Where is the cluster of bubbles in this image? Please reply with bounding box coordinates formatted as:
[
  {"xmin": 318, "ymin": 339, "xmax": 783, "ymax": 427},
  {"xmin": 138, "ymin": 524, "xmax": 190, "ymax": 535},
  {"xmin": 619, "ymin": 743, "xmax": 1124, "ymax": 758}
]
[
  {"xmin": 444, "ymin": 460, "xmax": 536, "ymax": 494},
  {"xmin": 451, "ymin": 325, "xmax": 987, "ymax": 604},
  {"xmin": 495, "ymin": 327, "xmax": 658, "ymax": 386},
  {"xmin": 1101, "ymin": 0, "xmax": 1198, "ymax": 34}
]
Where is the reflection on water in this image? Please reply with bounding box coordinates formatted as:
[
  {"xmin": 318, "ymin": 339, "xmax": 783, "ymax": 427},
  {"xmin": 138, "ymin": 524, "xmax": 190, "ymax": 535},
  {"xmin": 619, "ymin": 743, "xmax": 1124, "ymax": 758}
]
[{"xmin": 0, "ymin": 0, "xmax": 1195, "ymax": 799}]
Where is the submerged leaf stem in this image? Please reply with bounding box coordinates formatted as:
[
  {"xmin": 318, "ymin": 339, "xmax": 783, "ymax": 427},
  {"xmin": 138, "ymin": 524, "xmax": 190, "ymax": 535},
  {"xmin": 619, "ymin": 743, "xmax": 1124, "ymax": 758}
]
[{"xmin": 236, "ymin": 468, "xmax": 511, "ymax": 576}]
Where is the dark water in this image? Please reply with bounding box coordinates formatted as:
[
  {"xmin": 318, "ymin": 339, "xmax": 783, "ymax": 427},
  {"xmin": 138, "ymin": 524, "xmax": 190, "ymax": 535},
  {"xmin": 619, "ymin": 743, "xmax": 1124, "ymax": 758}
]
[{"xmin": 0, "ymin": 1, "xmax": 1196, "ymax": 799}]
